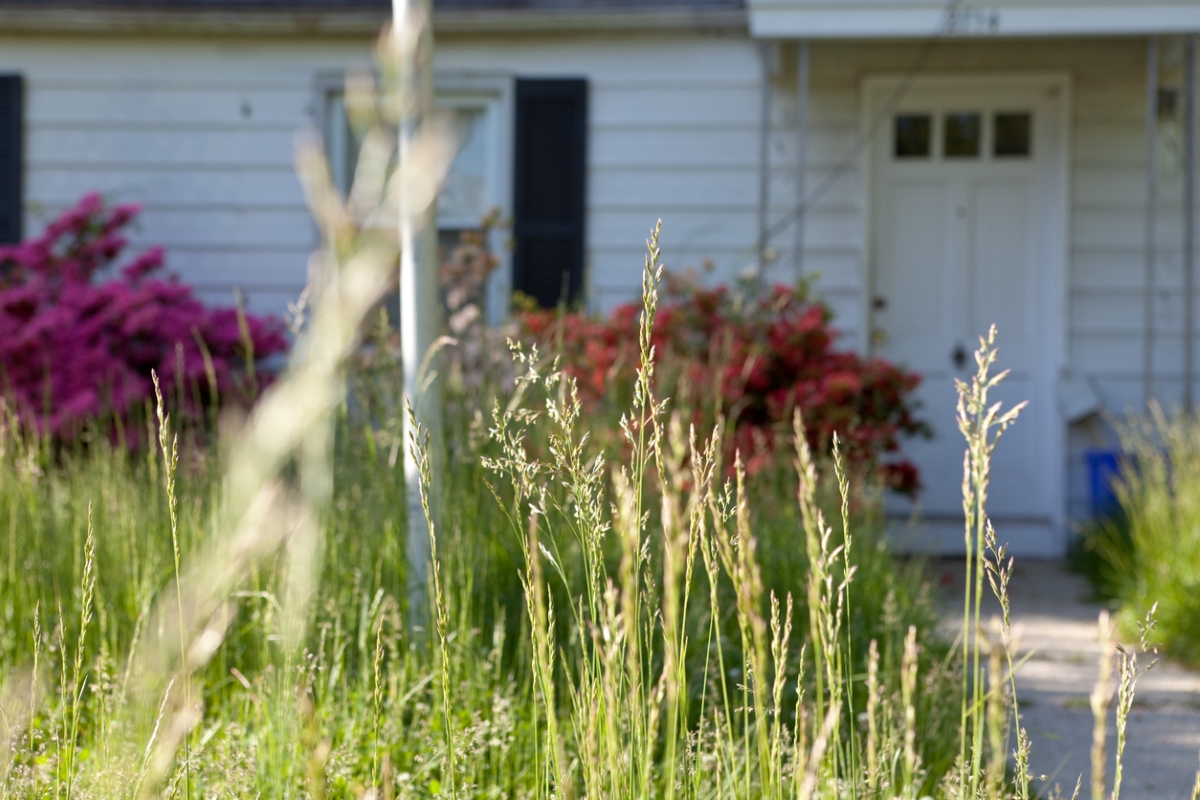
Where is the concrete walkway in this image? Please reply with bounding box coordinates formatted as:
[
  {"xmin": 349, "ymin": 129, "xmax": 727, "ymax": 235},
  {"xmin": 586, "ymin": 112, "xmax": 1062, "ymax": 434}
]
[{"xmin": 931, "ymin": 559, "xmax": 1200, "ymax": 799}]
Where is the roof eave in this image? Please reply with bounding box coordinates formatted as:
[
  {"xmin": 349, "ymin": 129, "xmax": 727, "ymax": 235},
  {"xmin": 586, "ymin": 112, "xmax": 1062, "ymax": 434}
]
[
  {"xmin": 0, "ymin": 7, "xmax": 387, "ymax": 36},
  {"xmin": 0, "ymin": 5, "xmax": 747, "ymax": 37},
  {"xmin": 434, "ymin": 7, "xmax": 747, "ymax": 34},
  {"xmin": 748, "ymin": 1, "xmax": 1200, "ymax": 38}
]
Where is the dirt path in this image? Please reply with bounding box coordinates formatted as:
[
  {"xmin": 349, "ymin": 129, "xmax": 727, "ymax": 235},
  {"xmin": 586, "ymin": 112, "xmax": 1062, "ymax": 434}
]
[{"xmin": 931, "ymin": 559, "xmax": 1200, "ymax": 799}]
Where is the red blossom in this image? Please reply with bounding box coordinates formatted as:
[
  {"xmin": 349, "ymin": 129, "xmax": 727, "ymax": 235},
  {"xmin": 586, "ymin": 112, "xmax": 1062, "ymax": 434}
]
[{"xmin": 518, "ymin": 277, "xmax": 928, "ymax": 496}]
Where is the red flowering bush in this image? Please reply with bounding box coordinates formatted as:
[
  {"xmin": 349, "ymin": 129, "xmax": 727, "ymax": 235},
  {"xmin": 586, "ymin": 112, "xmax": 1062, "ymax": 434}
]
[
  {"xmin": 0, "ymin": 193, "xmax": 288, "ymax": 439},
  {"xmin": 520, "ymin": 276, "xmax": 927, "ymax": 496}
]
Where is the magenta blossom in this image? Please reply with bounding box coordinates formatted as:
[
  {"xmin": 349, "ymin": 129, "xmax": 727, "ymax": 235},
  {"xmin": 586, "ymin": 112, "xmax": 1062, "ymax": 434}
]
[{"xmin": 0, "ymin": 193, "xmax": 289, "ymax": 440}]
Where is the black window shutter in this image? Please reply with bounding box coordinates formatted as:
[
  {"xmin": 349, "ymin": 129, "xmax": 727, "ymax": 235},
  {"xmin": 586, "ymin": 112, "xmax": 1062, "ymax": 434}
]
[
  {"xmin": 512, "ymin": 78, "xmax": 587, "ymax": 309},
  {"xmin": 0, "ymin": 75, "xmax": 21, "ymax": 245}
]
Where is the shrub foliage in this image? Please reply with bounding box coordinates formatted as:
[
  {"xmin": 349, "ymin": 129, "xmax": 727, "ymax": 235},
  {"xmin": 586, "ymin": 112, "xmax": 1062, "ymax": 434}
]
[
  {"xmin": 520, "ymin": 275, "xmax": 928, "ymax": 494},
  {"xmin": 1079, "ymin": 408, "xmax": 1200, "ymax": 667},
  {"xmin": 0, "ymin": 193, "xmax": 288, "ymax": 437}
]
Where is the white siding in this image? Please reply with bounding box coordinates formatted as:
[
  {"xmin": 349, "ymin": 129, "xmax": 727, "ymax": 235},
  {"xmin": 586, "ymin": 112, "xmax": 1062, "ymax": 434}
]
[
  {"xmin": 3, "ymin": 30, "xmax": 770, "ymax": 322},
  {"xmin": 0, "ymin": 35, "xmax": 375, "ymax": 319}
]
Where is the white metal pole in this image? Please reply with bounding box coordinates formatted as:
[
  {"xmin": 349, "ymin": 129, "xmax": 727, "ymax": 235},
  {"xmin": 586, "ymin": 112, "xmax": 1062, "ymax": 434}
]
[
  {"xmin": 1184, "ymin": 35, "xmax": 1196, "ymax": 410},
  {"xmin": 394, "ymin": 0, "xmax": 442, "ymax": 624},
  {"xmin": 794, "ymin": 40, "xmax": 810, "ymax": 284},
  {"xmin": 1144, "ymin": 37, "xmax": 1159, "ymax": 405}
]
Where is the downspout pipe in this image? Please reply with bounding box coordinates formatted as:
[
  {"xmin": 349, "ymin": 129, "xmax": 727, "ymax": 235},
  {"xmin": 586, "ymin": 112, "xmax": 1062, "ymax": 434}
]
[
  {"xmin": 756, "ymin": 40, "xmax": 773, "ymax": 296},
  {"xmin": 1144, "ymin": 37, "xmax": 1158, "ymax": 405},
  {"xmin": 794, "ymin": 40, "xmax": 810, "ymax": 285},
  {"xmin": 1184, "ymin": 35, "xmax": 1196, "ymax": 410}
]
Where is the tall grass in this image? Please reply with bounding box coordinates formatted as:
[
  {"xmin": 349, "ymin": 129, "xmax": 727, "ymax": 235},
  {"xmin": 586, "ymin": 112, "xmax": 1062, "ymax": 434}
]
[
  {"xmin": 0, "ymin": 12, "xmax": 1184, "ymax": 800},
  {"xmin": 1079, "ymin": 406, "xmax": 1200, "ymax": 666}
]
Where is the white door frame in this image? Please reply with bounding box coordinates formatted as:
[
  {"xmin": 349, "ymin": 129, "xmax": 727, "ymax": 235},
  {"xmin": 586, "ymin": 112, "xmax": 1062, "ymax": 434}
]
[{"xmin": 859, "ymin": 71, "xmax": 1073, "ymax": 552}]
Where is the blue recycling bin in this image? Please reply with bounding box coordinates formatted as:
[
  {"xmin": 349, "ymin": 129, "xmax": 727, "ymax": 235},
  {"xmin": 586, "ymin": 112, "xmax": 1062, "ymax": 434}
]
[{"xmin": 1086, "ymin": 449, "xmax": 1122, "ymax": 520}]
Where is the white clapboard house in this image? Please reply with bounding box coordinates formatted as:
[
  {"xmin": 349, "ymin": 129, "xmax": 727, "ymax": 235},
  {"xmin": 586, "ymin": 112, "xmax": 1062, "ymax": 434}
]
[{"xmin": 0, "ymin": 0, "xmax": 1197, "ymax": 556}]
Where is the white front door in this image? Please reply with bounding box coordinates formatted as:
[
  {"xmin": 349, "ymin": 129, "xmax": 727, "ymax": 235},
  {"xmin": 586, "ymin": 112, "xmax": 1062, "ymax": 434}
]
[{"xmin": 866, "ymin": 76, "xmax": 1067, "ymax": 557}]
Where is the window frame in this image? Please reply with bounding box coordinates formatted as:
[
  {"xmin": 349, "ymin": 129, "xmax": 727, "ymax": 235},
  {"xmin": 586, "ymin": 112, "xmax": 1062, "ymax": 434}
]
[{"xmin": 313, "ymin": 70, "xmax": 514, "ymax": 324}]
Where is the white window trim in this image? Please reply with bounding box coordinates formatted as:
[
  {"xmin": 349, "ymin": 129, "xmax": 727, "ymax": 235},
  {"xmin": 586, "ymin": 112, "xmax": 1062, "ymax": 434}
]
[
  {"xmin": 313, "ymin": 72, "xmax": 356, "ymax": 198},
  {"xmin": 435, "ymin": 73, "xmax": 514, "ymax": 325},
  {"xmin": 313, "ymin": 71, "xmax": 515, "ymax": 325}
]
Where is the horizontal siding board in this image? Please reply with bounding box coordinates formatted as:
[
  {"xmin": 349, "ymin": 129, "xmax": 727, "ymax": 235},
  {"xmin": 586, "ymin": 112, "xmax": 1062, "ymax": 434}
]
[
  {"xmin": 162, "ymin": 249, "xmax": 312, "ymax": 287},
  {"xmin": 1097, "ymin": 377, "xmax": 1155, "ymax": 412},
  {"xmin": 437, "ymin": 37, "xmax": 760, "ymax": 83},
  {"xmin": 591, "ymin": 128, "xmax": 757, "ymax": 168},
  {"xmin": 0, "ymin": 38, "xmax": 370, "ymax": 84},
  {"xmin": 1074, "ymin": 165, "xmax": 1144, "ymax": 205},
  {"xmin": 591, "ymin": 86, "xmax": 760, "ymax": 128},
  {"xmin": 1071, "ymin": 292, "xmax": 1200, "ymax": 338},
  {"xmin": 26, "ymin": 167, "xmax": 306, "ymax": 206},
  {"xmin": 128, "ymin": 207, "xmax": 313, "ymax": 246},
  {"xmin": 1073, "ymin": 210, "xmax": 1144, "ymax": 248},
  {"xmin": 810, "ymin": 38, "xmax": 1143, "ymax": 79},
  {"xmin": 1069, "ymin": 336, "xmax": 1142, "ymax": 376},
  {"xmin": 771, "ymin": 218, "xmax": 861, "ymax": 251},
  {"xmin": 591, "ymin": 125, "xmax": 857, "ymax": 168},
  {"xmin": 28, "ymin": 128, "xmax": 297, "ymax": 168},
  {"xmin": 783, "ymin": 169, "xmax": 860, "ymax": 206},
  {"xmin": 1070, "ymin": 250, "xmax": 1147, "ymax": 289},
  {"xmin": 1072, "ymin": 122, "xmax": 1145, "ymax": 164},
  {"xmin": 26, "ymin": 86, "xmax": 315, "ymax": 126},
  {"xmin": 591, "ymin": 208, "xmax": 756, "ymax": 251},
  {"xmin": 1072, "ymin": 89, "xmax": 1143, "ymax": 124},
  {"xmin": 819, "ymin": 292, "xmax": 861, "ymax": 331},
  {"xmin": 590, "ymin": 249, "xmax": 753, "ymax": 293},
  {"xmin": 792, "ymin": 251, "xmax": 862, "ymax": 290},
  {"xmin": 590, "ymin": 175, "xmax": 858, "ymax": 217},
  {"xmin": 23, "ymin": 207, "xmax": 315, "ymax": 249},
  {"xmin": 590, "ymin": 206, "xmax": 857, "ymax": 252},
  {"xmin": 802, "ymin": 93, "xmax": 859, "ymax": 126},
  {"xmin": 1073, "ymin": 209, "xmax": 1187, "ymax": 248},
  {"xmin": 589, "ymin": 168, "xmax": 758, "ymax": 210},
  {"xmin": 1069, "ymin": 336, "xmax": 1200, "ymax": 378},
  {"xmin": 194, "ymin": 288, "xmax": 302, "ymax": 318},
  {"xmin": 591, "ymin": 208, "xmax": 857, "ymax": 254},
  {"xmin": 590, "ymin": 89, "xmax": 853, "ymax": 130},
  {"xmin": 1071, "ymin": 293, "xmax": 1143, "ymax": 334}
]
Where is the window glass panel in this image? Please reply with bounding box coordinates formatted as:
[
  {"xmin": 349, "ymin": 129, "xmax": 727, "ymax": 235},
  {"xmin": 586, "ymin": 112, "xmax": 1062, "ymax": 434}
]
[
  {"xmin": 438, "ymin": 109, "xmax": 489, "ymax": 227},
  {"xmin": 994, "ymin": 112, "xmax": 1032, "ymax": 157},
  {"xmin": 325, "ymin": 93, "xmax": 362, "ymax": 196},
  {"xmin": 894, "ymin": 114, "xmax": 931, "ymax": 158},
  {"xmin": 943, "ymin": 112, "xmax": 981, "ymax": 157},
  {"xmin": 326, "ymin": 95, "xmax": 492, "ymax": 229}
]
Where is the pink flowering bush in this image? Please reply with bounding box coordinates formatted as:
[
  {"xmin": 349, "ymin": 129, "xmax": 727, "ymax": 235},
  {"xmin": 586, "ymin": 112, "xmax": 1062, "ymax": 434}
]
[{"xmin": 0, "ymin": 193, "xmax": 288, "ymax": 440}]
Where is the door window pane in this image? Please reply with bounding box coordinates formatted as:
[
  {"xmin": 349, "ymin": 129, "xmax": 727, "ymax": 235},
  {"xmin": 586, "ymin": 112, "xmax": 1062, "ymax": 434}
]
[
  {"xmin": 943, "ymin": 112, "xmax": 981, "ymax": 157},
  {"xmin": 894, "ymin": 114, "xmax": 931, "ymax": 158},
  {"xmin": 994, "ymin": 112, "xmax": 1032, "ymax": 157}
]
